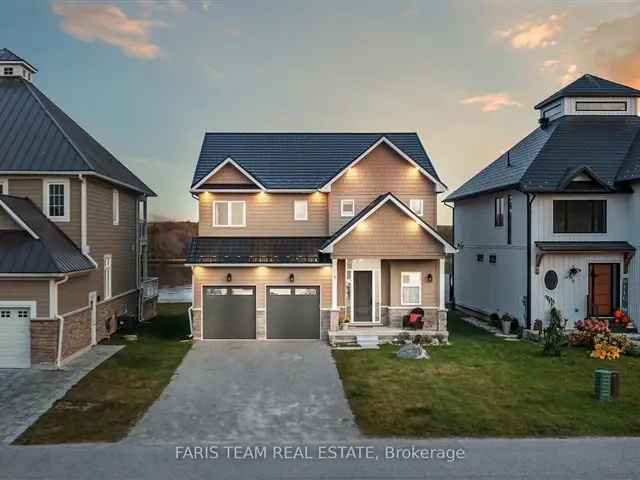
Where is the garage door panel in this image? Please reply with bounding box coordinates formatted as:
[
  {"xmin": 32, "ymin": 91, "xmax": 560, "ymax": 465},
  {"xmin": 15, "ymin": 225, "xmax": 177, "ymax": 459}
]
[
  {"xmin": 0, "ymin": 308, "xmax": 31, "ymax": 368},
  {"xmin": 203, "ymin": 286, "xmax": 256, "ymax": 339},
  {"xmin": 267, "ymin": 286, "xmax": 320, "ymax": 339}
]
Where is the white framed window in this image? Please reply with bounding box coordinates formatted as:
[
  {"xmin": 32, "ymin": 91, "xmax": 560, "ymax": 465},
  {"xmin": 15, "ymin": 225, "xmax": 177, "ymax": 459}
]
[
  {"xmin": 112, "ymin": 189, "xmax": 120, "ymax": 226},
  {"xmin": 43, "ymin": 178, "xmax": 70, "ymax": 222},
  {"xmin": 0, "ymin": 179, "xmax": 7, "ymax": 195},
  {"xmin": 341, "ymin": 199, "xmax": 355, "ymax": 217},
  {"xmin": 294, "ymin": 200, "xmax": 308, "ymax": 221},
  {"xmin": 4, "ymin": 67, "xmax": 13, "ymax": 76},
  {"xmin": 409, "ymin": 199, "xmax": 424, "ymax": 217},
  {"xmin": 104, "ymin": 254, "xmax": 112, "ymax": 300},
  {"xmin": 213, "ymin": 201, "xmax": 246, "ymax": 227},
  {"xmin": 401, "ymin": 272, "xmax": 421, "ymax": 306}
]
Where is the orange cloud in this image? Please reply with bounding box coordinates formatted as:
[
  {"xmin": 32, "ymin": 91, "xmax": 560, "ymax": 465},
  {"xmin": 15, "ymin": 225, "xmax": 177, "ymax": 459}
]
[
  {"xmin": 51, "ymin": 2, "xmax": 165, "ymax": 59},
  {"xmin": 498, "ymin": 14, "xmax": 563, "ymax": 49},
  {"xmin": 460, "ymin": 93, "xmax": 522, "ymax": 112}
]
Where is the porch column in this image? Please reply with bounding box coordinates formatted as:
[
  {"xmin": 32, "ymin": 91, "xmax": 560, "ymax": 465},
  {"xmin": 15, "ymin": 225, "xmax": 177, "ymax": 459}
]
[
  {"xmin": 330, "ymin": 258, "xmax": 339, "ymax": 331},
  {"xmin": 439, "ymin": 257, "xmax": 446, "ymax": 310}
]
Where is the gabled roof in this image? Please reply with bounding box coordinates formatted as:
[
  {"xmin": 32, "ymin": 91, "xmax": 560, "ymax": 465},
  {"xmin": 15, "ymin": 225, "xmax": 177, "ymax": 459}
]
[
  {"xmin": 0, "ymin": 77, "xmax": 155, "ymax": 196},
  {"xmin": 185, "ymin": 236, "xmax": 331, "ymax": 265},
  {"xmin": 320, "ymin": 193, "xmax": 456, "ymax": 253},
  {"xmin": 0, "ymin": 195, "xmax": 95, "ymax": 274},
  {"xmin": 191, "ymin": 133, "xmax": 444, "ymax": 191},
  {"xmin": 447, "ymin": 115, "xmax": 640, "ymax": 201},
  {"xmin": 535, "ymin": 74, "xmax": 640, "ymax": 109},
  {"xmin": 0, "ymin": 48, "xmax": 37, "ymax": 72}
]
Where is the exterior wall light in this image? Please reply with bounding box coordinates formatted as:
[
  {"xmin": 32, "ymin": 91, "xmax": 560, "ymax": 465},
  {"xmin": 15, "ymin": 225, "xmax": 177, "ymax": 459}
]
[
  {"xmin": 289, "ymin": 273, "xmax": 295, "ymax": 283},
  {"xmin": 226, "ymin": 273, "xmax": 232, "ymax": 282},
  {"xmin": 426, "ymin": 273, "xmax": 433, "ymax": 283}
]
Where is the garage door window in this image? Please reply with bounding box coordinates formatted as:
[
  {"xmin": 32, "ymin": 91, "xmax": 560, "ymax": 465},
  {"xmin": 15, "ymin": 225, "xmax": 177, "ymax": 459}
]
[
  {"xmin": 17, "ymin": 310, "xmax": 28, "ymax": 318},
  {"xmin": 206, "ymin": 287, "xmax": 227, "ymax": 296},
  {"xmin": 295, "ymin": 288, "xmax": 317, "ymax": 295},
  {"xmin": 232, "ymin": 288, "xmax": 254, "ymax": 296},
  {"xmin": 0, "ymin": 310, "xmax": 9, "ymax": 319},
  {"xmin": 270, "ymin": 288, "xmax": 291, "ymax": 295}
]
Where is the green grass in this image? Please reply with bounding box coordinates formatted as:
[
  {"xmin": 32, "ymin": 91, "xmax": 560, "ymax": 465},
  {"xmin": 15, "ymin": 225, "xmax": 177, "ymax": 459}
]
[
  {"xmin": 333, "ymin": 311, "xmax": 640, "ymax": 437},
  {"xmin": 14, "ymin": 303, "xmax": 192, "ymax": 445}
]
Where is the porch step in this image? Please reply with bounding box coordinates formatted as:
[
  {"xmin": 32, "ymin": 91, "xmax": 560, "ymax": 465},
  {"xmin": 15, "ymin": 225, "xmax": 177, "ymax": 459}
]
[{"xmin": 356, "ymin": 335, "xmax": 380, "ymax": 349}]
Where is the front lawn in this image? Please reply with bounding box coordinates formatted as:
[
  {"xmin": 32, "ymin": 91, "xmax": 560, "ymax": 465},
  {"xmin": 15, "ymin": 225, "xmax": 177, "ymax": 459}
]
[
  {"xmin": 333, "ymin": 311, "xmax": 640, "ymax": 437},
  {"xmin": 14, "ymin": 303, "xmax": 192, "ymax": 444}
]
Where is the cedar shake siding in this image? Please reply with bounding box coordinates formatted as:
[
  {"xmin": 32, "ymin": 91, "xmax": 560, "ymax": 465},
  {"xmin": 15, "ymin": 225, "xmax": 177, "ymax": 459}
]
[
  {"xmin": 198, "ymin": 192, "xmax": 329, "ymax": 237},
  {"xmin": 331, "ymin": 202, "xmax": 445, "ymax": 258},
  {"xmin": 203, "ymin": 163, "xmax": 255, "ymax": 186},
  {"xmin": 0, "ymin": 280, "xmax": 50, "ymax": 317},
  {"xmin": 329, "ymin": 143, "xmax": 437, "ymax": 234}
]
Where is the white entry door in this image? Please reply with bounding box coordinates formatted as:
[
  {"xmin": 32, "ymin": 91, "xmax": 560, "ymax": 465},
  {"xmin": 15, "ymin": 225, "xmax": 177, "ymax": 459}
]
[{"xmin": 0, "ymin": 306, "xmax": 32, "ymax": 368}]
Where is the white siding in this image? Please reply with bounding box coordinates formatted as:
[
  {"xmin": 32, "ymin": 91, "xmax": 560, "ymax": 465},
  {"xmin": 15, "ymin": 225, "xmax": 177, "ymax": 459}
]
[
  {"xmin": 453, "ymin": 190, "xmax": 528, "ymax": 321},
  {"xmin": 628, "ymin": 183, "xmax": 640, "ymax": 325}
]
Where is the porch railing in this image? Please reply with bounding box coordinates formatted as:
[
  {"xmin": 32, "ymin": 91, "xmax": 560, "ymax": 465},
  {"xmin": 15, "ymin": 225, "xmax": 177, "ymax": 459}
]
[{"xmin": 142, "ymin": 277, "xmax": 159, "ymax": 300}]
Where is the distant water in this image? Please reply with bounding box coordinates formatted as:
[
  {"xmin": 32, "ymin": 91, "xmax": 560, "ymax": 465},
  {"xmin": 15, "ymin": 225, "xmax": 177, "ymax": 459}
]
[{"xmin": 149, "ymin": 262, "xmax": 192, "ymax": 303}]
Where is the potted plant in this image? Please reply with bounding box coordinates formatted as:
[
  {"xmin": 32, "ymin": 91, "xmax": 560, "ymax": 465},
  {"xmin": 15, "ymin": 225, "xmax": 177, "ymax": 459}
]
[
  {"xmin": 341, "ymin": 316, "xmax": 350, "ymax": 331},
  {"xmin": 501, "ymin": 313, "xmax": 513, "ymax": 335}
]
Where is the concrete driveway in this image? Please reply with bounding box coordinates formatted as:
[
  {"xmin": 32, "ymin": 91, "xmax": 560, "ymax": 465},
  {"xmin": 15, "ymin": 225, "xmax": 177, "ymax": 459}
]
[{"xmin": 126, "ymin": 341, "xmax": 359, "ymax": 443}]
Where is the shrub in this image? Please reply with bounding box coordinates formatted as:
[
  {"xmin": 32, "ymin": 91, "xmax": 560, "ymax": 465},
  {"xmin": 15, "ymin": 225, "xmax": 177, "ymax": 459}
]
[
  {"xmin": 543, "ymin": 297, "xmax": 567, "ymax": 356},
  {"xmin": 626, "ymin": 344, "xmax": 640, "ymax": 357},
  {"xmin": 511, "ymin": 317, "xmax": 523, "ymax": 338},
  {"xmin": 569, "ymin": 319, "xmax": 610, "ymax": 348},
  {"xmin": 594, "ymin": 332, "xmax": 633, "ymax": 353},
  {"xmin": 489, "ymin": 312, "xmax": 501, "ymax": 329}
]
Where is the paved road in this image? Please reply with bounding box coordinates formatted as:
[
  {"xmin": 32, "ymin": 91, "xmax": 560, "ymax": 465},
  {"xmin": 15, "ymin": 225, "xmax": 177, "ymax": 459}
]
[
  {"xmin": 2, "ymin": 438, "xmax": 639, "ymax": 480},
  {"xmin": 0, "ymin": 346, "xmax": 123, "ymax": 444},
  {"xmin": 126, "ymin": 341, "xmax": 359, "ymax": 443}
]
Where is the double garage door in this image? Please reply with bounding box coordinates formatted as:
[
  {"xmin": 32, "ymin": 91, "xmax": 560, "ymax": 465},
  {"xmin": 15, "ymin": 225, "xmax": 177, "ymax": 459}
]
[
  {"xmin": 0, "ymin": 307, "xmax": 31, "ymax": 368},
  {"xmin": 203, "ymin": 285, "xmax": 320, "ymax": 340}
]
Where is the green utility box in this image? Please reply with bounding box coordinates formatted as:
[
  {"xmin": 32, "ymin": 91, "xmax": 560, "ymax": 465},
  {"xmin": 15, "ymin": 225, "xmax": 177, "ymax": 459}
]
[{"xmin": 595, "ymin": 369, "xmax": 620, "ymax": 401}]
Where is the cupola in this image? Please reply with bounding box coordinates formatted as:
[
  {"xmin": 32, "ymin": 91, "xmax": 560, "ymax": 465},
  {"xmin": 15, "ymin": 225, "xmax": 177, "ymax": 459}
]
[
  {"xmin": 535, "ymin": 74, "xmax": 640, "ymax": 124},
  {"xmin": 0, "ymin": 48, "xmax": 37, "ymax": 82}
]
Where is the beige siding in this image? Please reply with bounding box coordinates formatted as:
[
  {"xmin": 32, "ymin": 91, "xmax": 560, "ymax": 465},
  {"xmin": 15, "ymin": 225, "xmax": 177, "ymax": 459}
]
[
  {"xmin": 332, "ymin": 202, "xmax": 445, "ymax": 258},
  {"xmin": 198, "ymin": 192, "xmax": 329, "ymax": 237},
  {"xmin": 202, "ymin": 164, "xmax": 255, "ymax": 185},
  {"xmin": 328, "ymin": 143, "xmax": 438, "ymax": 234},
  {"xmin": 58, "ymin": 273, "xmax": 92, "ymax": 315},
  {"xmin": 193, "ymin": 265, "xmax": 332, "ymax": 309},
  {"xmin": 388, "ymin": 259, "xmax": 439, "ymax": 307},
  {"xmin": 86, "ymin": 178, "xmax": 138, "ymax": 302},
  {"xmin": 0, "ymin": 280, "xmax": 50, "ymax": 317},
  {"xmin": 0, "ymin": 209, "xmax": 20, "ymax": 230},
  {"xmin": 6, "ymin": 178, "xmax": 42, "ymax": 206}
]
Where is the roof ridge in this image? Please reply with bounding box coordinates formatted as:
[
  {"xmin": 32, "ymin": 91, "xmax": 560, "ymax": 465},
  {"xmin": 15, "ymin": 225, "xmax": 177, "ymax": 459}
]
[
  {"xmin": 22, "ymin": 79, "xmax": 97, "ymax": 173},
  {"xmin": 203, "ymin": 131, "xmax": 419, "ymax": 135}
]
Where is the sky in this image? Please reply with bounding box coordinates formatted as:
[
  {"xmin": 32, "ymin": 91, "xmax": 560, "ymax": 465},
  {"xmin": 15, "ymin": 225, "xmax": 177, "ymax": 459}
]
[{"xmin": 4, "ymin": 0, "xmax": 640, "ymax": 224}]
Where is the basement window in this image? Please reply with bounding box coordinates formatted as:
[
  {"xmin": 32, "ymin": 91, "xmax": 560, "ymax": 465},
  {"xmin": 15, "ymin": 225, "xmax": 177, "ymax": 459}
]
[{"xmin": 477, "ymin": 254, "xmax": 484, "ymax": 262}]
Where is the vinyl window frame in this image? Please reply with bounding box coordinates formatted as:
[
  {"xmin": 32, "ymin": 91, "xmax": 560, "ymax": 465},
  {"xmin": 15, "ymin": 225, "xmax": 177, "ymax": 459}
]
[
  {"xmin": 553, "ymin": 199, "xmax": 607, "ymax": 234},
  {"xmin": 409, "ymin": 199, "xmax": 424, "ymax": 217},
  {"xmin": 112, "ymin": 189, "xmax": 120, "ymax": 226},
  {"xmin": 0, "ymin": 179, "xmax": 7, "ymax": 195},
  {"xmin": 494, "ymin": 196, "xmax": 505, "ymax": 227},
  {"xmin": 213, "ymin": 200, "xmax": 246, "ymax": 228},
  {"xmin": 401, "ymin": 271, "xmax": 422, "ymax": 306},
  {"xmin": 340, "ymin": 199, "xmax": 355, "ymax": 217},
  {"xmin": 43, "ymin": 178, "xmax": 70, "ymax": 222},
  {"xmin": 293, "ymin": 200, "xmax": 308, "ymax": 221}
]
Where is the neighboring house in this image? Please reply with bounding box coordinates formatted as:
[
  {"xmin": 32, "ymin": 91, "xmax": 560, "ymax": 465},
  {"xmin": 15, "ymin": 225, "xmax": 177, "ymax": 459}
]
[
  {"xmin": 447, "ymin": 74, "xmax": 640, "ymax": 329},
  {"xmin": 186, "ymin": 133, "xmax": 455, "ymax": 343},
  {"xmin": 0, "ymin": 49, "xmax": 157, "ymax": 368}
]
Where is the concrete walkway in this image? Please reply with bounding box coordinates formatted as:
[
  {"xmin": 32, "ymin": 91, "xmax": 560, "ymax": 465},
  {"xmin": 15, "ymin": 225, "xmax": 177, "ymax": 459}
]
[
  {"xmin": 126, "ymin": 341, "xmax": 359, "ymax": 443},
  {"xmin": 0, "ymin": 345, "xmax": 123, "ymax": 444}
]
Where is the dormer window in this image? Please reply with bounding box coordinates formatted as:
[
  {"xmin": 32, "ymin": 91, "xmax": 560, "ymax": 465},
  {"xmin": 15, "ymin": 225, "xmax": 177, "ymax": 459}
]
[
  {"xmin": 575, "ymin": 101, "xmax": 627, "ymax": 112},
  {"xmin": 3, "ymin": 67, "xmax": 13, "ymax": 76}
]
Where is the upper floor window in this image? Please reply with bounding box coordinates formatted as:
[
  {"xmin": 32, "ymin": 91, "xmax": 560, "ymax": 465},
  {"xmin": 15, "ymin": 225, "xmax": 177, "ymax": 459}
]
[
  {"xmin": 409, "ymin": 199, "xmax": 424, "ymax": 217},
  {"xmin": 214, "ymin": 201, "xmax": 246, "ymax": 227},
  {"xmin": 294, "ymin": 200, "xmax": 308, "ymax": 221},
  {"xmin": 553, "ymin": 199, "xmax": 606, "ymax": 233},
  {"xmin": 494, "ymin": 197, "xmax": 505, "ymax": 227},
  {"xmin": 576, "ymin": 101, "xmax": 627, "ymax": 112},
  {"xmin": 43, "ymin": 179, "xmax": 69, "ymax": 222},
  {"xmin": 341, "ymin": 199, "xmax": 355, "ymax": 217},
  {"xmin": 3, "ymin": 67, "xmax": 13, "ymax": 76},
  {"xmin": 112, "ymin": 189, "xmax": 119, "ymax": 226},
  {"xmin": 0, "ymin": 179, "xmax": 7, "ymax": 195}
]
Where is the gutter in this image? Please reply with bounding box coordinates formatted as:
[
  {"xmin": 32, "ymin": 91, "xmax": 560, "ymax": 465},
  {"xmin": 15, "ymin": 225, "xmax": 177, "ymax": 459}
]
[
  {"xmin": 186, "ymin": 266, "xmax": 194, "ymax": 338},
  {"xmin": 78, "ymin": 174, "xmax": 98, "ymax": 268},
  {"xmin": 55, "ymin": 275, "xmax": 69, "ymax": 369},
  {"xmin": 442, "ymin": 200, "xmax": 455, "ymax": 307},
  {"xmin": 526, "ymin": 193, "xmax": 536, "ymax": 330}
]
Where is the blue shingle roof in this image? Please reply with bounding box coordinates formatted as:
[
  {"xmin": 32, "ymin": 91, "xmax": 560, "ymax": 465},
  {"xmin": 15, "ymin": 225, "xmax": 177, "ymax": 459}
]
[{"xmin": 192, "ymin": 133, "xmax": 443, "ymax": 189}]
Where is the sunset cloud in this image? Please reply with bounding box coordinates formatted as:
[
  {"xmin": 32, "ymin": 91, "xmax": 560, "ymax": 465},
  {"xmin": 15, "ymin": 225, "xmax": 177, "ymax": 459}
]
[
  {"xmin": 460, "ymin": 93, "xmax": 522, "ymax": 112},
  {"xmin": 51, "ymin": 2, "xmax": 165, "ymax": 59},
  {"xmin": 497, "ymin": 14, "xmax": 563, "ymax": 49},
  {"xmin": 541, "ymin": 59, "xmax": 561, "ymax": 70}
]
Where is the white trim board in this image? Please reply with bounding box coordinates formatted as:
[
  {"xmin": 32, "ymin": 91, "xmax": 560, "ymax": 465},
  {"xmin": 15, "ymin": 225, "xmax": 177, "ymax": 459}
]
[
  {"xmin": 191, "ymin": 157, "xmax": 266, "ymax": 190},
  {"xmin": 320, "ymin": 194, "xmax": 457, "ymax": 254},
  {"xmin": 318, "ymin": 137, "xmax": 447, "ymax": 193}
]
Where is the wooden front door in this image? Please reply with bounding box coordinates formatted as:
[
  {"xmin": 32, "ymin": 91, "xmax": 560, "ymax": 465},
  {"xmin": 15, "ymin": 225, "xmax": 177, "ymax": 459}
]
[{"xmin": 589, "ymin": 264, "xmax": 618, "ymax": 317}]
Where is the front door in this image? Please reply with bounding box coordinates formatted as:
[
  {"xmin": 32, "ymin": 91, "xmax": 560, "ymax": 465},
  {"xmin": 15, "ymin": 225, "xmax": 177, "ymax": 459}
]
[
  {"xmin": 589, "ymin": 264, "xmax": 619, "ymax": 317},
  {"xmin": 354, "ymin": 271, "xmax": 373, "ymax": 322}
]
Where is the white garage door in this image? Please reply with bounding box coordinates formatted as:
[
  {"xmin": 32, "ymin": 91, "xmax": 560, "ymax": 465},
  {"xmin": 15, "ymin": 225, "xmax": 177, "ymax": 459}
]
[{"xmin": 0, "ymin": 307, "xmax": 31, "ymax": 368}]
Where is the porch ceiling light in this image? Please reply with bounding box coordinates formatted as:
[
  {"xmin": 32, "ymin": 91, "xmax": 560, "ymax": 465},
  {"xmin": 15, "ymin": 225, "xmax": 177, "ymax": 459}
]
[
  {"xmin": 289, "ymin": 273, "xmax": 295, "ymax": 283},
  {"xmin": 226, "ymin": 273, "xmax": 232, "ymax": 282}
]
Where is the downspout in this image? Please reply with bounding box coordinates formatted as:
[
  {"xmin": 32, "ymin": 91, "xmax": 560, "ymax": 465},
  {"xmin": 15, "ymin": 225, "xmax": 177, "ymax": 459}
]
[
  {"xmin": 55, "ymin": 275, "xmax": 69, "ymax": 369},
  {"xmin": 78, "ymin": 175, "xmax": 98, "ymax": 268},
  {"xmin": 443, "ymin": 200, "xmax": 455, "ymax": 307},
  {"xmin": 186, "ymin": 266, "xmax": 194, "ymax": 338},
  {"xmin": 526, "ymin": 193, "xmax": 536, "ymax": 330}
]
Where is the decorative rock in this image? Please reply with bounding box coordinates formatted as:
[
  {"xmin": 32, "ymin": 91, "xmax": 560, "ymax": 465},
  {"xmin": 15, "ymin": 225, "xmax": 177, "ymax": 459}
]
[{"xmin": 396, "ymin": 344, "xmax": 430, "ymax": 360}]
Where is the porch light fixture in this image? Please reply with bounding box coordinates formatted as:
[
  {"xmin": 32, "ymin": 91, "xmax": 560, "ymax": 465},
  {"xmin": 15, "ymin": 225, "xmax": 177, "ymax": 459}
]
[
  {"xmin": 289, "ymin": 273, "xmax": 295, "ymax": 283},
  {"xmin": 426, "ymin": 273, "xmax": 433, "ymax": 283},
  {"xmin": 226, "ymin": 273, "xmax": 232, "ymax": 282}
]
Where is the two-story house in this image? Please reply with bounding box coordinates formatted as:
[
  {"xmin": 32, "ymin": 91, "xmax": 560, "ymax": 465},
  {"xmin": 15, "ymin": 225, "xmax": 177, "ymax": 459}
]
[
  {"xmin": 0, "ymin": 49, "xmax": 157, "ymax": 368},
  {"xmin": 186, "ymin": 133, "xmax": 455, "ymax": 344},
  {"xmin": 447, "ymin": 74, "xmax": 640, "ymax": 330}
]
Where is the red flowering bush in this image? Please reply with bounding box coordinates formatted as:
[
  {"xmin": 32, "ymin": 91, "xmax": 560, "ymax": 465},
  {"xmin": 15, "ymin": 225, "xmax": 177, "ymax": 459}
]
[{"xmin": 568, "ymin": 319, "xmax": 610, "ymax": 348}]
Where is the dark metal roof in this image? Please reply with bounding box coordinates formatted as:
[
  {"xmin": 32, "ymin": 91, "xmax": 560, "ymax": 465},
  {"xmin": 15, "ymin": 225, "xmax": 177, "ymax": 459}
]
[
  {"xmin": 0, "ymin": 48, "xmax": 37, "ymax": 72},
  {"xmin": 0, "ymin": 195, "xmax": 95, "ymax": 274},
  {"xmin": 536, "ymin": 241, "xmax": 635, "ymax": 252},
  {"xmin": 535, "ymin": 74, "xmax": 640, "ymax": 109},
  {"xmin": 192, "ymin": 133, "xmax": 443, "ymax": 189},
  {"xmin": 0, "ymin": 77, "xmax": 155, "ymax": 196},
  {"xmin": 186, "ymin": 236, "xmax": 331, "ymax": 264},
  {"xmin": 447, "ymin": 115, "xmax": 640, "ymax": 201}
]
